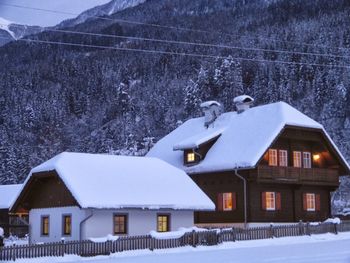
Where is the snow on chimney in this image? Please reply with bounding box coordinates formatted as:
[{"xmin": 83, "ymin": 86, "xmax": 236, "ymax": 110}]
[
  {"xmin": 234, "ymin": 95, "xmax": 254, "ymax": 113},
  {"xmin": 200, "ymin": 101, "xmax": 222, "ymax": 128}
]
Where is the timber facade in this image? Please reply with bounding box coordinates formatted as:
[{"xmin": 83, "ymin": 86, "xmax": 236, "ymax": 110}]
[{"xmin": 189, "ymin": 126, "xmax": 347, "ymax": 225}]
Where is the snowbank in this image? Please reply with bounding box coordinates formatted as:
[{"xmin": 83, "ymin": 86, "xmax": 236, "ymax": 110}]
[
  {"xmin": 324, "ymin": 217, "xmax": 341, "ymax": 224},
  {"xmin": 0, "ymin": 227, "xmax": 3, "ymax": 237},
  {"xmin": 150, "ymin": 227, "xmax": 208, "ymax": 240},
  {"xmin": 89, "ymin": 234, "xmax": 119, "ymax": 243}
]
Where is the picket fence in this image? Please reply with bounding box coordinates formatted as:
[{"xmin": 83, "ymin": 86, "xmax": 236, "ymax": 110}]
[{"xmin": 1, "ymin": 221, "xmax": 350, "ymax": 261}]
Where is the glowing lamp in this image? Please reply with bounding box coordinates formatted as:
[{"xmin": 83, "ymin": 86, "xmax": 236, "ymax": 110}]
[{"xmin": 313, "ymin": 154, "xmax": 320, "ymax": 161}]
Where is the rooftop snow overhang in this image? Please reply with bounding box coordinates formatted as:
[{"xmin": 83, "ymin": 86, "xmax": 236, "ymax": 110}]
[{"xmin": 173, "ymin": 128, "xmax": 225, "ymax": 151}]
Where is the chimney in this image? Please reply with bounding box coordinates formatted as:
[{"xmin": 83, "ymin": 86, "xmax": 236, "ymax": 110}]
[
  {"xmin": 200, "ymin": 101, "xmax": 222, "ymax": 127},
  {"xmin": 234, "ymin": 95, "xmax": 254, "ymax": 113}
]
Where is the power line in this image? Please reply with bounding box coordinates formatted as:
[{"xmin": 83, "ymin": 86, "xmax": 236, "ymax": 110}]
[
  {"xmin": 1, "ymin": 36, "xmax": 349, "ymax": 69},
  {"xmin": 3, "ymin": 23, "xmax": 350, "ymax": 61},
  {"xmin": 1, "ymin": 2, "xmax": 349, "ymax": 53}
]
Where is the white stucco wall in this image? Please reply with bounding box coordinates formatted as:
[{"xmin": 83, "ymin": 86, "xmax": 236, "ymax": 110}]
[
  {"xmin": 83, "ymin": 209, "xmax": 194, "ymax": 239},
  {"xmin": 29, "ymin": 207, "xmax": 194, "ymax": 243},
  {"xmin": 29, "ymin": 206, "xmax": 87, "ymax": 244}
]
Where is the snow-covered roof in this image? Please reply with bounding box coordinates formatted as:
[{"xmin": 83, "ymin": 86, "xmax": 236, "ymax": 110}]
[
  {"xmin": 174, "ymin": 128, "xmax": 224, "ymax": 150},
  {"xmin": 147, "ymin": 101, "xmax": 350, "ymax": 174},
  {"xmin": 0, "ymin": 184, "xmax": 22, "ymax": 209},
  {"xmin": 200, "ymin": 101, "xmax": 221, "ymax": 108},
  {"xmin": 13, "ymin": 152, "xmax": 214, "ymax": 211}
]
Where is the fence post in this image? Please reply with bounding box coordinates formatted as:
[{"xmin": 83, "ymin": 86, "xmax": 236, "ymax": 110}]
[
  {"xmin": 149, "ymin": 237, "xmax": 154, "ymax": 251},
  {"xmin": 334, "ymin": 223, "xmax": 338, "ymax": 235},
  {"xmin": 11, "ymin": 244, "xmax": 16, "ymax": 261},
  {"xmin": 60, "ymin": 239, "xmax": 65, "ymax": 257},
  {"xmin": 192, "ymin": 230, "xmax": 196, "ymax": 248},
  {"xmin": 232, "ymin": 227, "xmax": 236, "ymax": 242},
  {"xmin": 306, "ymin": 222, "xmax": 310, "ymax": 236},
  {"xmin": 269, "ymin": 224, "xmax": 274, "ymax": 238}
]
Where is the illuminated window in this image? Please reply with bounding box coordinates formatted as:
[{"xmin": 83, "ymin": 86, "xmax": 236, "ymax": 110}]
[
  {"xmin": 265, "ymin": 192, "xmax": 276, "ymax": 211},
  {"xmin": 62, "ymin": 215, "xmax": 71, "ymax": 236},
  {"xmin": 303, "ymin": 152, "xmax": 311, "ymax": 168},
  {"xmin": 157, "ymin": 215, "xmax": 170, "ymax": 232},
  {"xmin": 223, "ymin": 193, "xmax": 233, "ymax": 211},
  {"xmin": 41, "ymin": 216, "xmax": 49, "ymax": 236},
  {"xmin": 293, "ymin": 151, "xmax": 302, "ymax": 168},
  {"xmin": 305, "ymin": 193, "xmax": 315, "ymax": 211},
  {"xmin": 268, "ymin": 149, "xmax": 278, "ymax": 166},
  {"xmin": 187, "ymin": 152, "xmax": 195, "ymax": 163},
  {"xmin": 114, "ymin": 215, "xmax": 127, "ymax": 234},
  {"xmin": 279, "ymin": 150, "xmax": 288, "ymax": 167}
]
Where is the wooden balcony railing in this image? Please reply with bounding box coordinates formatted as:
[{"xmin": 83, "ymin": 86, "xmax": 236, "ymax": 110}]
[
  {"xmin": 256, "ymin": 165, "xmax": 339, "ymax": 185},
  {"xmin": 9, "ymin": 216, "xmax": 29, "ymax": 226}
]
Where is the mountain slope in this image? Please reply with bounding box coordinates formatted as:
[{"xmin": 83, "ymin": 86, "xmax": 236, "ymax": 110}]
[
  {"xmin": 0, "ymin": 17, "xmax": 43, "ymax": 46},
  {"xmin": 57, "ymin": 0, "xmax": 146, "ymax": 28},
  {"xmin": 0, "ymin": 0, "xmax": 349, "ymax": 212}
]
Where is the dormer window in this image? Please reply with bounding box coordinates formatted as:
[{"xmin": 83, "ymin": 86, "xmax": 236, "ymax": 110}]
[{"xmin": 187, "ymin": 152, "xmax": 196, "ymax": 163}]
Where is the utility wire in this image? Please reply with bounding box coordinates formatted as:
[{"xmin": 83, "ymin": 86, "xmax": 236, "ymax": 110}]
[
  {"xmin": 1, "ymin": 2, "xmax": 349, "ymax": 53},
  {"xmin": 1, "ymin": 36, "xmax": 349, "ymax": 69},
  {"xmin": 3, "ymin": 23, "xmax": 350, "ymax": 61}
]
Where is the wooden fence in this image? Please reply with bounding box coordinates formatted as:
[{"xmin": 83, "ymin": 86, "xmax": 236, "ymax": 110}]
[{"xmin": 1, "ymin": 221, "xmax": 350, "ymax": 261}]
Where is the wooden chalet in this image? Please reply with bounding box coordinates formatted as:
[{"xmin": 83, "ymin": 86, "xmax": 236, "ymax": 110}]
[
  {"xmin": 0, "ymin": 184, "xmax": 28, "ymax": 237},
  {"xmin": 147, "ymin": 96, "xmax": 350, "ymax": 226}
]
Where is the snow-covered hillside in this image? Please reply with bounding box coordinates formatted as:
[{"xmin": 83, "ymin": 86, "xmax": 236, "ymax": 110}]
[
  {"xmin": 0, "ymin": 17, "xmax": 15, "ymax": 38},
  {"xmin": 0, "ymin": 16, "xmax": 43, "ymax": 46},
  {"xmin": 58, "ymin": 0, "xmax": 147, "ymax": 28}
]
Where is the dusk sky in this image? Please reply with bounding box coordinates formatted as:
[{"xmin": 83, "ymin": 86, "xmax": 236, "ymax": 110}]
[{"xmin": 0, "ymin": 0, "xmax": 111, "ymax": 26}]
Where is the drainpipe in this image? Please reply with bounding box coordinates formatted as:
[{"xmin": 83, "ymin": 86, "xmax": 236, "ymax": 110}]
[
  {"xmin": 235, "ymin": 169, "xmax": 247, "ymax": 229},
  {"xmin": 79, "ymin": 210, "xmax": 93, "ymax": 241}
]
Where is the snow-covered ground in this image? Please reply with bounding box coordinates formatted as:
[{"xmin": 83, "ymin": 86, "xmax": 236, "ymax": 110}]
[{"xmin": 10, "ymin": 232, "xmax": 350, "ymax": 263}]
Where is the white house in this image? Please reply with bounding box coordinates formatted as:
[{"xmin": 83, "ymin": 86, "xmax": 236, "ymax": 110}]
[{"xmin": 10, "ymin": 152, "xmax": 214, "ymax": 244}]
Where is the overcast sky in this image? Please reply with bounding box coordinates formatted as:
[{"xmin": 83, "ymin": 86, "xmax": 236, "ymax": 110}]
[{"xmin": 0, "ymin": 0, "xmax": 111, "ymax": 26}]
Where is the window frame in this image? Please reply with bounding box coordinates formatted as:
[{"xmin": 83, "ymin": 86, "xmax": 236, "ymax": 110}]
[
  {"xmin": 186, "ymin": 152, "xmax": 196, "ymax": 163},
  {"xmin": 62, "ymin": 214, "xmax": 72, "ymax": 236},
  {"xmin": 293, "ymin": 151, "xmax": 302, "ymax": 168},
  {"xmin": 268, "ymin": 149, "xmax": 278, "ymax": 166},
  {"xmin": 279, "ymin": 150, "xmax": 288, "ymax": 167},
  {"xmin": 157, "ymin": 214, "xmax": 170, "ymax": 232},
  {"xmin": 265, "ymin": 192, "xmax": 276, "ymax": 211},
  {"xmin": 41, "ymin": 215, "xmax": 50, "ymax": 237},
  {"xmin": 306, "ymin": 193, "xmax": 316, "ymax": 212},
  {"xmin": 113, "ymin": 214, "xmax": 128, "ymax": 235},
  {"xmin": 303, "ymin": 152, "xmax": 312, "ymax": 168}
]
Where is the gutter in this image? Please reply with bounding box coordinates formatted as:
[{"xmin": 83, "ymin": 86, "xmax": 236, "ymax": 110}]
[
  {"xmin": 79, "ymin": 210, "xmax": 93, "ymax": 241},
  {"xmin": 235, "ymin": 169, "xmax": 247, "ymax": 229}
]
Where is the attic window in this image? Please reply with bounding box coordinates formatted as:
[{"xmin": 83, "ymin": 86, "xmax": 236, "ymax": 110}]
[{"xmin": 187, "ymin": 152, "xmax": 196, "ymax": 163}]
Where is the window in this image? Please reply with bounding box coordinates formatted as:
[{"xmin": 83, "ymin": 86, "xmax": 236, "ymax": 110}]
[
  {"xmin": 303, "ymin": 193, "xmax": 320, "ymax": 212},
  {"xmin": 187, "ymin": 152, "xmax": 195, "ymax": 163},
  {"xmin": 41, "ymin": 216, "xmax": 49, "ymax": 236},
  {"xmin": 62, "ymin": 215, "xmax": 72, "ymax": 236},
  {"xmin": 265, "ymin": 192, "xmax": 276, "ymax": 211},
  {"xmin": 268, "ymin": 149, "xmax": 278, "ymax": 166},
  {"xmin": 262, "ymin": 192, "xmax": 281, "ymax": 211},
  {"xmin": 303, "ymin": 152, "xmax": 311, "ymax": 168},
  {"xmin": 157, "ymin": 215, "xmax": 170, "ymax": 232},
  {"xmin": 293, "ymin": 151, "xmax": 302, "ymax": 168},
  {"xmin": 279, "ymin": 150, "xmax": 288, "ymax": 167},
  {"xmin": 223, "ymin": 193, "xmax": 232, "ymax": 211},
  {"xmin": 217, "ymin": 192, "xmax": 237, "ymax": 211},
  {"xmin": 114, "ymin": 215, "xmax": 127, "ymax": 234}
]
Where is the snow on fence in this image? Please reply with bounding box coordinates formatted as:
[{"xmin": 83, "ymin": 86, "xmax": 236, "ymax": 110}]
[{"xmin": 1, "ymin": 221, "xmax": 350, "ymax": 261}]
